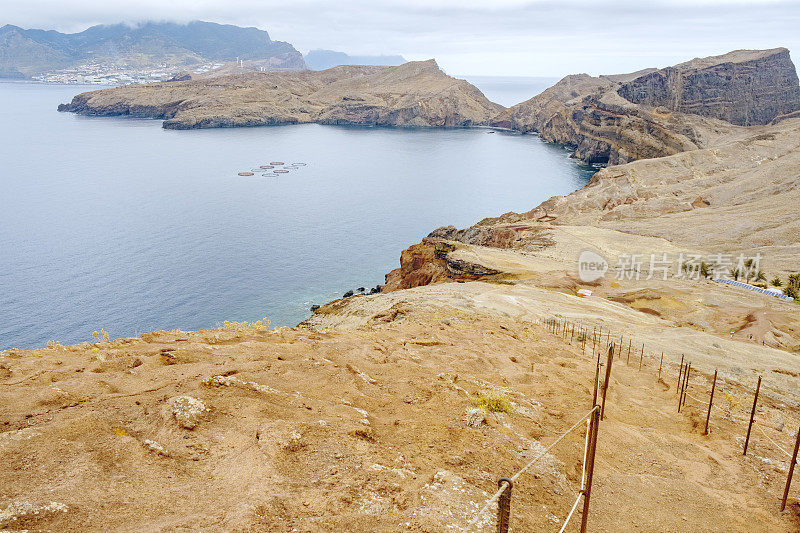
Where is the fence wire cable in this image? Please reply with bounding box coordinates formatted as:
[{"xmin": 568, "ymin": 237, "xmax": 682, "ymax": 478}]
[
  {"xmin": 557, "ymin": 418, "xmax": 592, "ymax": 532},
  {"xmin": 558, "ymin": 492, "xmax": 583, "ymax": 533},
  {"xmin": 467, "ymin": 406, "xmax": 599, "ymax": 529},
  {"xmin": 755, "ymin": 422, "xmax": 798, "ymax": 463}
]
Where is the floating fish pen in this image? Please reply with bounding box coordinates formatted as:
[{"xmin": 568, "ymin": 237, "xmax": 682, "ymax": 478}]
[
  {"xmin": 270, "ymin": 161, "xmax": 285, "ymax": 165},
  {"xmin": 259, "ymin": 165, "xmax": 274, "ymax": 169},
  {"xmin": 238, "ymin": 172, "xmax": 254, "ymax": 176},
  {"xmin": 291, "ymin": 162, "xmax": 307, "ymax": 166},
  {"xmin": 274, "ymin": 169, "xmax": 289, "ymax": 174}
]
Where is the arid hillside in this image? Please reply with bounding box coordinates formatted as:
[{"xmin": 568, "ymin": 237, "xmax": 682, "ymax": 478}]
[
  {"xmin": 57, "ymin": 60, "xmax": 504, "ymax": 129},
  {"xmin": 2, "ymin": 285, "xmax": 799, "ymax": 531}
]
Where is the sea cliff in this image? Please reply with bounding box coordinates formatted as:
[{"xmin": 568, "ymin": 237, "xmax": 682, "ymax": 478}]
[
  {"xmin": 58, "ymin": 60, "xmax": 504, "ymax": 129},
  {"xmin": 502, "ymin": 48, "xmax": 800, "ymax": 164}
]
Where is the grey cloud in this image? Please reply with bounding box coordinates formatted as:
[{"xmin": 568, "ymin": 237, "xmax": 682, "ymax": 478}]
[{"xmin": 3, "ymin": 0, "xmax": 799, "ymax": 76}]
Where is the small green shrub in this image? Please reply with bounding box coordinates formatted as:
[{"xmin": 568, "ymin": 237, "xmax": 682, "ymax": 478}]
[{"xmin": 473, "ymin": 391, "xmax": 514, "ymax": 414}]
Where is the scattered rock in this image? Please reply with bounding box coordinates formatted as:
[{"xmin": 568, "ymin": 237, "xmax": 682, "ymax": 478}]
[
  {"xmin": 0, "ymin": 500, "xmax": 68, "ymax": 524},
  {"xmin": 171, "ymin": 396, "xmax": 208, "ymax": 429},
  {"xmin": 464, "ymin": 408, "xmax": 486, "ymax": 428},
  {"xmin": 143, "ymin": 439, "xmax": 169, "ymax": 456}
]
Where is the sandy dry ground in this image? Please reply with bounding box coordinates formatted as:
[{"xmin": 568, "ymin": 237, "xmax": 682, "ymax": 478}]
[{"xmin": 2, "ymin": 285, "xmax": 799, "ymax": 531}]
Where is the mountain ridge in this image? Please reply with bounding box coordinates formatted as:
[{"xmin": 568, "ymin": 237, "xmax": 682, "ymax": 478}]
[{"xmin": 0, "ymin": 21, "xmax": 306, "ymax": 78}]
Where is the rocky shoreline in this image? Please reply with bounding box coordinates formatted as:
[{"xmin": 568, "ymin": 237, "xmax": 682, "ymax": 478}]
[
  {"xmin": 59, "ymin": 48, "xmax": 800, "ymax": 168},
  {"xmin": 58, "ymin": 60, "xmax": 504, "ymax": 130}
]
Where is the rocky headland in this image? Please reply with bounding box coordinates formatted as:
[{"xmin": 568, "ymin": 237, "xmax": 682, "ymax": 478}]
[
  {"xmin": 58, "ymin": 60, "xmax": 504, "ymax": 129},
  {"xmin": 501, "ymin": 48, "xmax": 800, "ymax": 164}
]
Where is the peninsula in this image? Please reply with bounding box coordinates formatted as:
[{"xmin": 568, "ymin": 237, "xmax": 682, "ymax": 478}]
[{"xmin": 3, "ymin": 47, "xmax": 800, "ymax": 531}]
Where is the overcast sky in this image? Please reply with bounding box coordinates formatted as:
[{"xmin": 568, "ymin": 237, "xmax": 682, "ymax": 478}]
[{"xmin": 4, "ymin": 0, "xmax": 800, "ymax": 77}]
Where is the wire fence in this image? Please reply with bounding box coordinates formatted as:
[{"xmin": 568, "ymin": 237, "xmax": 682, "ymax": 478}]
[
  {"xmin": 470, "ymin": 314, "xmax": 798, "ymax": 531},
  {"xmin": 467, "ymin": 405, "xmax": 600, "ymax": 532},
  {"xmin": 549, "ymin": 314, "xmax": 800, "ymax": 514}
]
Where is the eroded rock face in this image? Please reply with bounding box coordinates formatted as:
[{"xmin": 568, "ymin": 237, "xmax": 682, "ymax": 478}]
[
  {"xmin": 58, "ymin": 60, "xmax": 504, "ymax": 130},
  {"xmin": 502, "ymin": 48, "xmax": 800, "ymax": 165},
  {"xmin": 617, "ymin": 48, "xmax": 800, "ymax": 126},
  {"xmin": 383, "ymin": 239, "xmax": 502, "ymax": 292}
]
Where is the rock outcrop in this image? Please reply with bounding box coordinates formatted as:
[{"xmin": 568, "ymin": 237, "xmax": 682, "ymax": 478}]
[
  {"xmin": 384, "ymin": 116, "xmax": 800, "ymax": 293},
  {"xmin": 58, "ymin": 60, "xmax": 504, "ymax": 129},
  {"xmin": 502, "ymin": 48, "xmax": 800, "ymax": 165},
  {"xmin": 617, "ymin": 48, "xmax": 800, "ymax": 126}
]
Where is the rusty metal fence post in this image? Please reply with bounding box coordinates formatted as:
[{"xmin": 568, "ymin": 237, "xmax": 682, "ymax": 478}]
[
  {"xmin": 703, "ymin": 370, "xmax": 718, "ymax": 436},
  {"xmin": 781, "ymin": 425, "xmax": 800, "ymax": 512},
  {"xmin": 639, "ymin": 344, "xmax": 644, "ymax": 371},
  {"xmin": 580, "ymin": 406, "xmax": 601, "ymax": 533},
  {"xmin": 744, "ymin": 375, "xmax": 761, "ymax": 456},
  {"xmin": 497, "ymin": 477, "xmax": 513, "ymax": 533},
  {"xmin": 592, "ymin": 350, "xmax": 601, "ymax": 407},
  {"xmin": 600, "ymin": 343, "xmax": 615, "ymax": 421},
  {"xmin": 680, "ymin": 363, "xmax": 691, "ymax": 412}
]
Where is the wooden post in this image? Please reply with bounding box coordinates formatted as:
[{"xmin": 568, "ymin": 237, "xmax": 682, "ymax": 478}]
[
  {"xmin": 658, "ymin": 352, "xmax": 664, "ymax": 381},
  {"xmin": 600, "ymin": 344, "xmax": 615, "ymax": 421},
  {"xmin": 496, "ymin": 477, "xmax": 513, "ymax": 533},
  {"xmin": 627, "ymin": 340, "xmax": 632, "ymax": 364},
  {"xmin": 743, "ymin": 375, "xmax": 762, "ymax": 456},
  {"xmin": 781, "ymin": 424, "xmax": 800, "ymax": 512},
  {"xmin": 703, "ymin": 370, "xmax": 718, "ymax": 436},
  {"xmin": 677, "ymin": 355, "xmax": 685, "ymax": 394},
  {"xmin": 639, "ymin": 343, "xmax": 644, "ymax": 371},
  {"xmin": 592, "ymin": 327, "xmax": 597, "ymax": 355},
  {"xmin": 571, "ymin": 323, "xmax": 575, "ymax": 342},
  {"xmin": 580, "ymin": 406, "xmax": 601, "ymax": 533}
]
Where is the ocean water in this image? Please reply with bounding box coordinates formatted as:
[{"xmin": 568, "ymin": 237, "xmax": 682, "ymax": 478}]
[
  {"xmin": 0, "ymin": 81, "xmax": 593, "ymax": 350},
  {"xmin": 461, "ymin": 75, "xmax": 559, "ymax": 107}
]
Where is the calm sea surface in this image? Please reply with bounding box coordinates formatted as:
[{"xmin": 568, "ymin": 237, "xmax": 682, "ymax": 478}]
[{"xmin": 0, "ymin": 81, "xmax": 593, "ymax": 349}]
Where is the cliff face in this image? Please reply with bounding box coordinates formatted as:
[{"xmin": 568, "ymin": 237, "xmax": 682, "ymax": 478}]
[
  {"xmin": 616, "ymin": 48, "xmax": 800, "ymax": 126},
  {"xmin": 59, "ymin": 60, "xmax": 504, "ymax": 129},
  {"xmin": 504, "ymin": 48, "xmax": 800, "ymax": 165},
  {"xmin": 384, "ymin": 116, "xmax": 800, "ymax": 293}
]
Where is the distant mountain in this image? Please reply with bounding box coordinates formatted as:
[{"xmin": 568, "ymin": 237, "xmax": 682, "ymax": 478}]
[
  {"xmin": 304, "ymin": 49, "xmax": 406, "ymax": 70},
  {"xmin": 0, "ymin": 21, "xmax": 306, "ymax": 78}
]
